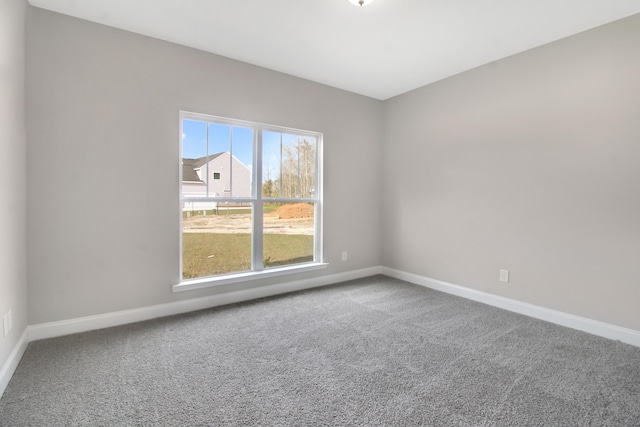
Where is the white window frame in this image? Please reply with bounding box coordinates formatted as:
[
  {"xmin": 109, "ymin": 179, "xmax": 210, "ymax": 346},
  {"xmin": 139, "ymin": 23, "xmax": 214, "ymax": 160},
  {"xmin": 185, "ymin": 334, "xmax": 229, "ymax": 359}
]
[{"xmin": 174, "ymin": 111, "xmax": 326, "ymax": 292}]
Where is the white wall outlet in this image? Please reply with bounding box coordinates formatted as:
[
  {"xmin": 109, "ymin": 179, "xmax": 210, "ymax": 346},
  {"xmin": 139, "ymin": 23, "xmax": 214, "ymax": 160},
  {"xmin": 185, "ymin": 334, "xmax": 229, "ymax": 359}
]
[
  {"xmin": 3, "ymin": 310, "xmax": 11, "ymax": 336},
  {"xmin": 341, "ymin": 251, "xmax": 348, "ymax": 261},
  {"xmin": 500, "ymin": 269, "xmax": 510, "ymax": 283}
]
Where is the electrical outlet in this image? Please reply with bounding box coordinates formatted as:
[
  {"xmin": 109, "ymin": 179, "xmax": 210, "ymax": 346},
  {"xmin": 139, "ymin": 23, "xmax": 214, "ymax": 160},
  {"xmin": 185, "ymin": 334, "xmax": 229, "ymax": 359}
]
[
  {"xmin": 500, "ymin": 269, "xmax": 510, "ymax": 283},
  {"xmin": 3, "ymin": 310, "xmax": 11, "ymax": 336},
  {"xmin": 341, "ymin": 251, "xmax": 348, "ymax": 261}
]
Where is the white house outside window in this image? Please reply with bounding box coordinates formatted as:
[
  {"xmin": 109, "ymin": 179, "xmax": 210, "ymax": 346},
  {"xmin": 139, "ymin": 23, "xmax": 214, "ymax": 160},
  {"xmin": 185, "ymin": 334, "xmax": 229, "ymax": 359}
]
[{"xmin": 177, "ymin": 112, "xmax": 324, "ymax": 289}]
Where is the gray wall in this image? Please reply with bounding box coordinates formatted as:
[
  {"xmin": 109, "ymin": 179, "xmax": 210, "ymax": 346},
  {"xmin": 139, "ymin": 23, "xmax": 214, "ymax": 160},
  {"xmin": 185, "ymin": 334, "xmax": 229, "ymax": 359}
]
[
  {"xmin": 26, "ymin": 8, "xmax": 383, "ymax": 324},
  {"xmin": 383, "ymin": 14, "xmax": 640, "ymax": 331},
  {"xmin": 23, "ymin": 6, "xmax": 640, "ymax": 333},
  {"xmin": 0, "ymin": 0, "xmax": 28, "ymax": 368}
]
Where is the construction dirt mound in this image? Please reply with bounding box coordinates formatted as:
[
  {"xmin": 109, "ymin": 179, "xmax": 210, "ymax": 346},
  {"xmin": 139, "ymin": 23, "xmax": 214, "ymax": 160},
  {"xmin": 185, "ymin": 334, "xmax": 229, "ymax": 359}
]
[{"xmin": 271, "ymin": 203, "xmax": 314, "ymax": 219}]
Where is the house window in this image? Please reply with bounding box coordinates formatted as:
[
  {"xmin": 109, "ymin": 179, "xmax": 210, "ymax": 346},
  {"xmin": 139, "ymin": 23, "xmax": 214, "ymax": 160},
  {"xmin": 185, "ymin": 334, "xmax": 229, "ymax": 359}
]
[{"xmin": 178, "ymin": 112, "xmax": 324, "ymax": 288}]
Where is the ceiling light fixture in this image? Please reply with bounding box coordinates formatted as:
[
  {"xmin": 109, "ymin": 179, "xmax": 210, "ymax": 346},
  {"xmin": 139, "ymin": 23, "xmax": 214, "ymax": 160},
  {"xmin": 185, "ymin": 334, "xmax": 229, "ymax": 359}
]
[{"xmin": 348, "ymin": 0, "xmax": 375, "ymax": 6}]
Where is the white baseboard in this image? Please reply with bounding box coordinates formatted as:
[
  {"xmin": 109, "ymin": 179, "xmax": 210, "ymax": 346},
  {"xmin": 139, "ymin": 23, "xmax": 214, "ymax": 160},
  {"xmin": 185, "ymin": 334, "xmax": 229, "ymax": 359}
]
[
  {"xmin": 23, "ymin": 265, "xmax": 640, "ymax": 347},
  {"xmin": 381, "ymin": 266, "xmax": 640, "ymax": 348},
  {"xmin": 0, "ymin": 328, "xmax": 28, "ymax": 399},
  {"xmin": 27, "ymin": 266, "xmax": 382, "ymax": 343}
]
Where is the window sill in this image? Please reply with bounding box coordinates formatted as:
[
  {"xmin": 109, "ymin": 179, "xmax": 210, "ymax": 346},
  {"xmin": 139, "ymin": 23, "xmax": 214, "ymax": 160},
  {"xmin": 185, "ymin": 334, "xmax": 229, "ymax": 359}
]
[{"xmin": 172, "ymin": 262, "xmax": 329, "ymax": 292}]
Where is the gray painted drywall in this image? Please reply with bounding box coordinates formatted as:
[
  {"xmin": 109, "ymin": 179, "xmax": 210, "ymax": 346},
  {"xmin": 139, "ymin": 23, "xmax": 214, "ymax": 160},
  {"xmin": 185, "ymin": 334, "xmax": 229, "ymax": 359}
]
[
  {"xmin": 383, "ymin": 14, "xmax": 640, "ymax": 331},
  {"xmin": 26, "ymin": 7, "xmax": 383, "ymax": 324},
  {"xmin": 23, "ymin": 6, "xmax": 640, "ymax": 334},
  {"xmin": 0, "ymin": 0, "xmax": 28, "ymax": 369}
]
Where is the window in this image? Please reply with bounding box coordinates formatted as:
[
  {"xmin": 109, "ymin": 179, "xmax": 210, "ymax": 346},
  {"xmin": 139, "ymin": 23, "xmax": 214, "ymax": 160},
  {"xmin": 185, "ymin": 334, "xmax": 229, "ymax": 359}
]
[{"xmin": 178, "ymin": 112, "xmax": 324, "ymax": 288}]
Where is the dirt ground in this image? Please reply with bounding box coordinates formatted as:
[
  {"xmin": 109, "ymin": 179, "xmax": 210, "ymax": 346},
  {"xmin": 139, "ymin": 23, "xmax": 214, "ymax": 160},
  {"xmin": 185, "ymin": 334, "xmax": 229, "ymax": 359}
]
[
  {"xmin": 269, "ymin": 203, "xmax": 314, "ymax": 219},
  {"xmin": 183, "ymin": 203, "xmax": 314, "ymax": 235}
]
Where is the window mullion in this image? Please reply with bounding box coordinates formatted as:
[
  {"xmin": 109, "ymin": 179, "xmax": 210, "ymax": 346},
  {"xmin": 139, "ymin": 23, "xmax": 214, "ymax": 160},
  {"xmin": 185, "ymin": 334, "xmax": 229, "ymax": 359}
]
[
  {"xmin": 279, "ymin": 133, "xmax": 283, "ymax": 197},
  {"xmin": 252, "ymin": 127, "xmax": 264, "ymax": 271},
  {"xmin": 205, "ymin": 122, "xmax": 210, "ymax": 197},
  {"xmin": 229, "ymin": 126, "xmax": 233, "ymax": 197},
  {"xmin": 314, "ymin": 134, "xmax": 323, "ymax": 263}
]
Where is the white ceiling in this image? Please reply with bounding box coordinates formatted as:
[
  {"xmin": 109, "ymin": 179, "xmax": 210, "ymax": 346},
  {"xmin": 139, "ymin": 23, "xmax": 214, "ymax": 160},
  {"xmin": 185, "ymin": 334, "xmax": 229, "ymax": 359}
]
[{"xmin": 28, "ymin": 0, "xmax": 640, "ymax": 100}]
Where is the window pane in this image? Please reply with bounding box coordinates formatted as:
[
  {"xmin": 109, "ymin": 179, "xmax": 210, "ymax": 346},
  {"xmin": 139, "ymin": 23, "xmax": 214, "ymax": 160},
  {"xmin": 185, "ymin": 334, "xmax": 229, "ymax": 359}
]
[
  {"xmin": 263, "ymin": 202, "xmax": 314, "ymax": 268},
  {"xmin": 298, "ymin": 136, "xmax": 316, "ymax": 198},
  {"xmin": 230, "ymin": 126, "xmax": 253, "ymax": 197},
  {"xmin": 208, "ymin": 123, "xmax": 230, "ymax": 197},
  {"xmin": 262, "ymin": 130, "xmax": 281, "ymax": 198},
  {"xmin": 182, "ymin": 120, "xmax": 208, "ymax": 198},
  {"xmin": 182, "ymin": 204, "xmax": 253, "ymax": 279},
  {"xmin": 262, "ymin": 131, "xmax": 317, "ymax": 199},
  {"xmin": 281, "ymin": 134, "xmax": 300, "ymax": 198}
]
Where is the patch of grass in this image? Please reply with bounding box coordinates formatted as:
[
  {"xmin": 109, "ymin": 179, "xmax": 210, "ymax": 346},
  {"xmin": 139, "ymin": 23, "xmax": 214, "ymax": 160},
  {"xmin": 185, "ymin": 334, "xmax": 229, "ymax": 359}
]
[
  {"xmin": 263, "ymin": 234, "xmax": 313, "ymax": 267},
  {"xmin": 182, "ymin": 233, "xmax": 313, "ymax": 279}
]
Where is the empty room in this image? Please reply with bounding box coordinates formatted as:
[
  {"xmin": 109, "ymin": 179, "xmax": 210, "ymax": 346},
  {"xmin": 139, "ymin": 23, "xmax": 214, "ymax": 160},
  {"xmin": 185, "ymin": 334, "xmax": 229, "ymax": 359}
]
[{"xmin": 1, "ymin": 0, "xmax": 640, "ymax": 425}]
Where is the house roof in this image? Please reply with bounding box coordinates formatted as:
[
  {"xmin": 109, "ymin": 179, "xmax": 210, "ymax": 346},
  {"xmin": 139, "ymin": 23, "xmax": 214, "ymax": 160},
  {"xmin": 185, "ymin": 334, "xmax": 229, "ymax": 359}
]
[{"xmin": 182, "ymin": 153, "xmax": 225, "ymax": 182}]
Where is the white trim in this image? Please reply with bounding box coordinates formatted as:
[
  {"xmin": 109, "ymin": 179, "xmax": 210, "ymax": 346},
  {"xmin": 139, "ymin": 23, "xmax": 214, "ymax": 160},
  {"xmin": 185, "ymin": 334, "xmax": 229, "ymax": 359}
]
[
  {"xmin": 0, "ymin": 328, "xmax": 28, "ymax": 398},
  {"xmin": 381, "ymin": 267, "xmax": 640, "ymax": 348},
  {"xmin": 315, "ymin": 132, "xmax": 324, "ymax": 264},
  {"xmin": 173, "ymin": 262, "xmax": 329, "ymax": 292},
  {"xmin": 28, "ymin": 266, "xmax": 382, "ymax": 343},
  {"xmin": 252, "ymin": 130, "xmax": 264, "ymax": 271}
]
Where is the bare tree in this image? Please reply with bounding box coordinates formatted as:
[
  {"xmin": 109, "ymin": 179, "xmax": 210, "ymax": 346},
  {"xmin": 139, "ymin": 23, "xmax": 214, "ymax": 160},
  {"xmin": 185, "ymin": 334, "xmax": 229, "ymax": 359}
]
[
  {"xmin": 276, "ymin": 137, "xmax": 315, "ymax": 198},
  {"xmin": 262, "ymin": 158, "xmax": 279, "ymax": 197}
]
